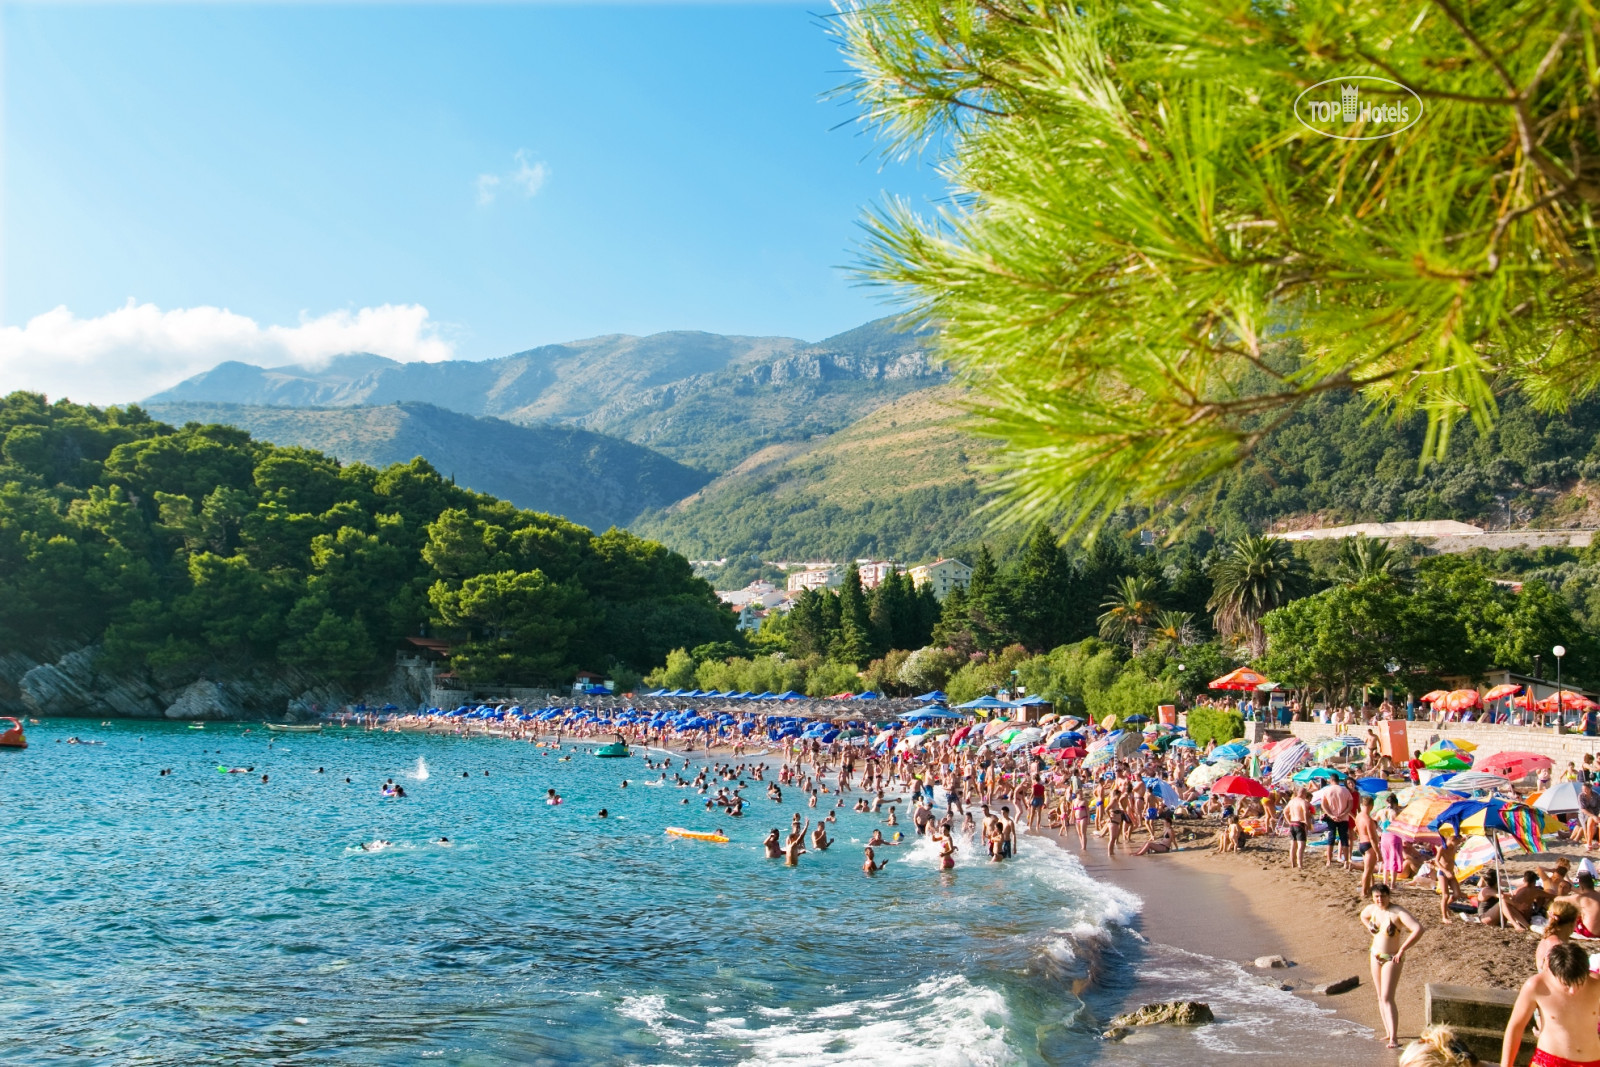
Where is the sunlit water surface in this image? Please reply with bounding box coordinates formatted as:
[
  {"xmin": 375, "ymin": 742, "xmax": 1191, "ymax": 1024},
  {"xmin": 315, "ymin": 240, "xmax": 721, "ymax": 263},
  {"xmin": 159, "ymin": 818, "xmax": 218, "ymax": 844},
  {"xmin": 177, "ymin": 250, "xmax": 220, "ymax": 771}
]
[{"xmin": 0, "ymin": 721, "xmax": 1364, "ymax": 1065}]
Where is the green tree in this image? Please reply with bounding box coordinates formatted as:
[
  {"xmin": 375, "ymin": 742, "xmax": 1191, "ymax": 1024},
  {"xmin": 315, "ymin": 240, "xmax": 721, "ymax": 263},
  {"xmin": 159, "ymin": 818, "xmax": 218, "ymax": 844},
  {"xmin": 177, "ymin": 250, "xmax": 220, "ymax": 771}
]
[
  {"xmin": 428, "ymin": 569, "xmax": 584, "ymax": 683},
  {"xmin": 1009, "ymin": 522, "xmax": 1071, "ymax": 650},
  {"xmin": 839, "ymin": 1, "xmax": 1600, "ymax": 532},
  {"xmin": 1097, "ymin": 575, "xmax": 1161, "ymax": 652},
  {"xmin": 835, "ymin": 563, "xmax": 876, "ymax": 666},
  {"xmin": 1207, "ymin": 535, "xmax": 1306, "ymax": 657},
  {"xmin": 1331, "ymin": 536, "xmax": 1412, "ymax": 589}
]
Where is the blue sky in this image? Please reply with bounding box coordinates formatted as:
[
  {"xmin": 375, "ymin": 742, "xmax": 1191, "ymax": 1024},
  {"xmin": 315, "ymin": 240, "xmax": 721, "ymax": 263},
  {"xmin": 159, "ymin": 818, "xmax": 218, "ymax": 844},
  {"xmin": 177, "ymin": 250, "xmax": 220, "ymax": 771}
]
[{"xmin": 0, "ymin": 3, "xmax": 944, "ymax": 402}]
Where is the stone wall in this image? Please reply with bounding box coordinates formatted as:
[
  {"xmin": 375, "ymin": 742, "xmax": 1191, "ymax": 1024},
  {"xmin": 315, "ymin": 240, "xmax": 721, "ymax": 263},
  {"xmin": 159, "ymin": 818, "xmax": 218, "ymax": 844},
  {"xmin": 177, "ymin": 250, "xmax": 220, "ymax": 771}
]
[{"xmin": 1282, "ymin": 718, "xmax": 1600, "ymax": 769}]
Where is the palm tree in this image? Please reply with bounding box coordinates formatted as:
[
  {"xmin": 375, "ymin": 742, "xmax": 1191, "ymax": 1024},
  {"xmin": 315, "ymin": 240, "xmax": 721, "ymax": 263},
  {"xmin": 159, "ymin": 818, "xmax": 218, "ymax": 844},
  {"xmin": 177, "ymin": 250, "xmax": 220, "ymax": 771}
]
[
  {"xmin": 1331, "ymin": 535, "xmax": 1411, "ymax": 588},
  {"xmin": 1148, "ymin": 609, "xmax": 1199, "ymax": 651},
  {"xmin": 1098, "ymin": 575, "xmax": 1161, "ymax": 653},
  {"xmin": 1206, "ymin": 535, "xmax": 1306, "ymax": 657}
]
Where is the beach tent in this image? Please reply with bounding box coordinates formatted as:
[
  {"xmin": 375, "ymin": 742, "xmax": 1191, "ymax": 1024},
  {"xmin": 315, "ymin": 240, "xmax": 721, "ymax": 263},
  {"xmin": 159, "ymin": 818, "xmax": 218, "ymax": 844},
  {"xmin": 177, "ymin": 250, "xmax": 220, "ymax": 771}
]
[
  {"xmin": 957, "ymin": 696, "xmax": 1019, "ymax": 710},
  {"xmin": 904, "ymin": 707, "xmax": 966, "ymax": 722},
  {"xmin": 914, "ymin": 691, "xmax": 948, "ymax": 703},
  {"xmin": 1014, "ymin": 695, "xmax": 1052, "ymax": 707}
]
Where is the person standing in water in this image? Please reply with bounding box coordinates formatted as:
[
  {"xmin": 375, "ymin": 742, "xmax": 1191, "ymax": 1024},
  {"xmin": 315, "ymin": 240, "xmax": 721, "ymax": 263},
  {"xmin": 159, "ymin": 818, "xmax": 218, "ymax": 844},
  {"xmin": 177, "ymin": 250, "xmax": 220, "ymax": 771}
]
[
  {"xmin": 783, "ymin": 819, "xmax": 809, "ymax": 866},
  {"xmin": 862, "ymin": 846, "xmax": 887, "ymax": 874}
]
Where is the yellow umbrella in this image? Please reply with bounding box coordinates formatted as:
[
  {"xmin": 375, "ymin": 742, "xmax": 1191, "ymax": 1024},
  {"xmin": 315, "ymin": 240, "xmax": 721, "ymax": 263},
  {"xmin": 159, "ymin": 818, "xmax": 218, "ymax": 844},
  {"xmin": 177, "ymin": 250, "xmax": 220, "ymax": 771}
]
[{"xmin": 1449, "ymin": 738, "xmax": 1478, "ymax": 753}]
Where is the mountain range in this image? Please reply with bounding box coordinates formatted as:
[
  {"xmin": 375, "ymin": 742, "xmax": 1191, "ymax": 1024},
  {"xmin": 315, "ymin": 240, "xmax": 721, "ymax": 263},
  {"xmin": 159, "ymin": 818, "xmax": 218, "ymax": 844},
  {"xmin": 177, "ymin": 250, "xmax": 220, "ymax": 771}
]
[{"xmin": 148, "ymin": 317, "xmax": 944, "ymax": 473}]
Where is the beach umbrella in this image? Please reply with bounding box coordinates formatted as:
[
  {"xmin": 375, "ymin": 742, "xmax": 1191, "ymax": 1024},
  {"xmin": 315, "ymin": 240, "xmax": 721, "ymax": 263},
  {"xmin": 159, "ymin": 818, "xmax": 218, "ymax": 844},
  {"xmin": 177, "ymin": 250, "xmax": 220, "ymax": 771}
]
[
  {"xmin": 1212, "ymin": 774, "xmax": 1269, "ymax": 798},
  {"xmin": 1534, "ymin": 782, "xmax": 1586, "ymax": 814},
  {"xmin": 1355, "ymin": 777, "xmax": 1390, "ymax": 794},
  {"xmin": 1171, "ymin": 738, "xmax": 1199, "ymax": 750},
  {"xmin": 1115, "ymin": 732, "xmax": 1145, "ymax": 757},
  {"xmin": 1211, "ymin": 741, "xmax": 1250, "ymax": 762},
  {"xmin": 1539, "ymin": 691, "xmax": 1600, "ymax": 713},
  {"xmin": 1313, "ymin": 738, "xmax": 1348, "ymax": 761},
  {"xmin": 1186, "ymin": 760, "xmax": 1238, "ymax": 789},
  {"xmin": 1394, "ymin": 784, "xmax": 1468, "ymax": 806},
  {"xmin": 1419, "ymin": 690, "xmax": 1449, "ymax": 704},
  {"xmin": 1209, "ymin": 667, "xmax": 1271, "ymax": 690},
  {"xmin": 1124, "ymin": 714, "xmax": 1150, "ymax": 724},
  {"xmin": 1475, "ymin": 751, "xmax": 1553, "ymax": 780},
  {"xmin": 1431, "ymin": 771, "xmax": 1514, "ymax": 793},
  {"xmin": 1385, "ymin": 796, "xmax": 1455, "ymax": 843},
  {"xmin": 1054, "ymin": 746, "xmax": 1087, "ymax": 760},
  {"xmin": 1441, "ymin": 689, "xmax": 1481, "ymax": 713},
  {"xmin": 1145, "ymin": 778, "xmax": 1183, "ymax": 806},
  {"xmin": 1037, "ymin": 713, "xmax": 1059, "ymax": 725},
  {"xmin": 1429, "ymin": 798, "xmax": 1561, "ymax": 854},
  {"xmin": 1292, "ymin": 766, "xmax": 1345, "ymax": 783},
  {"xmin": 1483, "ymin": 684, "xmax": 1522, "ymax": 701},
  {"xmin": 1420, "ymin": 750, "xmax": 1471, "ymax": 770},
  {"xmin": 1268, "ymin": 741, "xmax": 1311, "ymax": 785},
  {"xmin": 958, "ymin": 696, "xmax": 1019, "ymax": 710}
]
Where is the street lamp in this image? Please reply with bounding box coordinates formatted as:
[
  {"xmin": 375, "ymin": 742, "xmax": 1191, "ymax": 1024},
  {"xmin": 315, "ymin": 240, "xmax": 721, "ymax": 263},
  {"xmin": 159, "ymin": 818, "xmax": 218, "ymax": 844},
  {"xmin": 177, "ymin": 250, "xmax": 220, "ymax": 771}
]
[{"xmin": 1555, "ymin": 645, "xmax": 1567, "ymax": 731}]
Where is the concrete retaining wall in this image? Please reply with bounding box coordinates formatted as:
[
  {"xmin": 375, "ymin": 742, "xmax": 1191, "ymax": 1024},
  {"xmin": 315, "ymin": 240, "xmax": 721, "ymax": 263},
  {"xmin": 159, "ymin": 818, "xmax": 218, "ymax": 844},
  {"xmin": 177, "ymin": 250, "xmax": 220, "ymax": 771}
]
[{"xmin": 1282, "ymin": 719, "xmax": 1600, "ymax": 770}]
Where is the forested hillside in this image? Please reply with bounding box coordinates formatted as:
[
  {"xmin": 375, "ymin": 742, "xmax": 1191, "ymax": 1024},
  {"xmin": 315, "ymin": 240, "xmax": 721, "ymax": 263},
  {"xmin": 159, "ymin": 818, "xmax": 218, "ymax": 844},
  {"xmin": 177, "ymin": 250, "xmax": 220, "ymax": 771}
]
[
  {"xmin": 0, "ymin": 392, "xmax": 734, "ymax": 692},
  {"xmin": 145, "ymin": 401, "xmax": 708, "ymax": 532}
]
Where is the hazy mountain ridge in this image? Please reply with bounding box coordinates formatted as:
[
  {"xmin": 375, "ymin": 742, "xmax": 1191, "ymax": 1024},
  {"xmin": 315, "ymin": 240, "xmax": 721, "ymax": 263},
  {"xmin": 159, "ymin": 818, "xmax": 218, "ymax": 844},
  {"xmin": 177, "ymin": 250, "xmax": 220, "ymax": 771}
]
[
  {"xmin": 148, "ymin": 317, "xmax": 944, "ymax": 473},
  {"xmin": 144, "ymin": 400, "xmax": 710, "ymax": 532}
]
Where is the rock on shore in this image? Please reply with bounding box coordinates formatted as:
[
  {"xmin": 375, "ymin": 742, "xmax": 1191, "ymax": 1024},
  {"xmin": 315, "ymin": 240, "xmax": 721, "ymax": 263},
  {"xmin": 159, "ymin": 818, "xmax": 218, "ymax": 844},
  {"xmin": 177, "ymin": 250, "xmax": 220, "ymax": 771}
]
[{"xmin": 1105, "ymin": 1001, "xmax": 1215, "ymax": 1036}]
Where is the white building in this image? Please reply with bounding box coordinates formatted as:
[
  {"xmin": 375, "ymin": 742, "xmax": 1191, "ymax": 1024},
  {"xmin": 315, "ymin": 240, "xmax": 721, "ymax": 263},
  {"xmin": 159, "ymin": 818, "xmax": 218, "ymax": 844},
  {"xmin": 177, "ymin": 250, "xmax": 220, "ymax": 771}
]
[
  {"xmin": 909, "ymin": 558, "xmax": 972, "ymax": 600},
  {"xmin": 787, "ymin": 567, "xmax": 843, "ymax": 593},
  {"xmin": 857, "ymin": 560, "xmax": 900, "ymax": 589}
]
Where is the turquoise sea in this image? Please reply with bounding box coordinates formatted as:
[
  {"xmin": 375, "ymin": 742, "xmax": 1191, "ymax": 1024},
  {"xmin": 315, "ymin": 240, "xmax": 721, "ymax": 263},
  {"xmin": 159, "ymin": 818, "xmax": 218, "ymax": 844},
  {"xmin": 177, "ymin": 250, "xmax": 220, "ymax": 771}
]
[{"xmin": 2, "ymin": 721, "xmax": 1362, "ymax": 1065}]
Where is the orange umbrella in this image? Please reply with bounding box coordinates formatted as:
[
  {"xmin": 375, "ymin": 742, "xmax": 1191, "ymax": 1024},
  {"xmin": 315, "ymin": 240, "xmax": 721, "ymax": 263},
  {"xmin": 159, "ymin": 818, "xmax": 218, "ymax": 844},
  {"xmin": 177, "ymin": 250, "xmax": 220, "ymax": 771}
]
[
  {"xmin": 1419, "ymin": 690, "xmax": 1448, "ymax": 704},
  {"xmin": 1538, "ymin": 691, "xmax": 1600, "ymax": 712},
  {"xmin": 1483, "ymin": 684, "xmax": 1522, "ymax": 701},
  {"xmin": 1513, "ymin": 694, "xmax": 1537, "ymax": 710},
  {"xmin": 1442, "ymin": 689, "xmax": 1480, "ymax": 712},
  {"xmin": 1210, "ymin": 667, "xmax": 1271, "ymax": 691}
]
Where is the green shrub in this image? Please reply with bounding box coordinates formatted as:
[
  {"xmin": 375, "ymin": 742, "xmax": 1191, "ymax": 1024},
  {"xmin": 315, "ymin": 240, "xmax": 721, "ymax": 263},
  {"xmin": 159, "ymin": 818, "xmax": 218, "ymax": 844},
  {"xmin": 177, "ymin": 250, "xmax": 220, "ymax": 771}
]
[{"xmin": 1187, "ymin": 705, "xmax": 1244, "ymax": 746}]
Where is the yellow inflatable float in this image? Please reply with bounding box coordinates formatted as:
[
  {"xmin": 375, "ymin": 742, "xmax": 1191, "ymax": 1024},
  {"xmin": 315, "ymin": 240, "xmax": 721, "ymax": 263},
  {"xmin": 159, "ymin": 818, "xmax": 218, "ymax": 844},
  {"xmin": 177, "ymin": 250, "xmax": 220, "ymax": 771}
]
[{"xmin": 665, "ymin": 827, "xmax": 729, "ymax": 843}]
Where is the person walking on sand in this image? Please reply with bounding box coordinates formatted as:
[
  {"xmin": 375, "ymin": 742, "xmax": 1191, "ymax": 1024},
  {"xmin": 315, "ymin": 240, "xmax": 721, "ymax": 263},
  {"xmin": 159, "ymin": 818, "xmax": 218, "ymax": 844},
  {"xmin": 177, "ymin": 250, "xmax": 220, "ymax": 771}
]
[
  {"xmin": 1284, "ymin": 787, "xmax": 1312, "ymax": 869},
  {"xmin": 1361, "ymin": 884, "xmax": 1423, "ymax": 1049},
  {"xmin": 1319, "ymin": 781, "xmax": 1355, "ymax": 870},
  {"xmin": 1502, "ymin": 942, "xmax": 1600, "ymax": 1067},
  {"xmin": 1355, "ymin": 794, "xmax": 1381, "ymax": 896}
]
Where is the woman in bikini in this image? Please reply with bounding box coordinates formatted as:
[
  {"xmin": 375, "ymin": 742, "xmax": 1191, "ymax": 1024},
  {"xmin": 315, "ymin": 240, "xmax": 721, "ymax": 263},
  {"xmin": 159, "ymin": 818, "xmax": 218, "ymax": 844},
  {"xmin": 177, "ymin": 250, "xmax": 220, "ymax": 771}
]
[
  {"xmin": 1070, "ymin": 788, "xmax": 1091, "ymax": 851},
  {"xmin": 1361, "ymin": 884, "xmax": 1424, "ymax": 1048}
]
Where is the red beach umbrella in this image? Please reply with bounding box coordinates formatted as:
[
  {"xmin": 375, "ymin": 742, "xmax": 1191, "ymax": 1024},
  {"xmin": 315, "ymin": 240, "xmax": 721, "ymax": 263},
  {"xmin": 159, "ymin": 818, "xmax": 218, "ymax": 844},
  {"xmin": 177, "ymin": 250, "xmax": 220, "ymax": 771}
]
[
  {"xmin": 1419, "ymin": 690, "xmax": 1448, "ymax": 704},
  {"xmin": 1482, "ymin": 684, "xmax": 1522, "ymax": 701},
  {"xmin": 1210, "ymin": 667, "xmax": 1271, "ymax": 691},
  {"xmin": 1211, "ymin": 774, "xmax": 1269, "ymax": 798},
  {"xmin": 1442, "ymin": 689, "xmax": 1481, "ymax": 712},
  {"xmin": 1055, "ymin": 746, "xmax": 1087, "ymax": 760},
  {"xmin": 1476, "ymin": 751, "xmax": 1554, "ymax": 780}
]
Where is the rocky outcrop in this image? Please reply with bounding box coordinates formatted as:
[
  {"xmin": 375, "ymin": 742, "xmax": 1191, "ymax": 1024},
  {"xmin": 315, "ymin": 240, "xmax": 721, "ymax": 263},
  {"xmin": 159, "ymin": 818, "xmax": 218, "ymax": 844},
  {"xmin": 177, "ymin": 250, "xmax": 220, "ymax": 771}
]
[{"xmin": 2, "ymin": 643, "xmax": 431, "ymax": 721}]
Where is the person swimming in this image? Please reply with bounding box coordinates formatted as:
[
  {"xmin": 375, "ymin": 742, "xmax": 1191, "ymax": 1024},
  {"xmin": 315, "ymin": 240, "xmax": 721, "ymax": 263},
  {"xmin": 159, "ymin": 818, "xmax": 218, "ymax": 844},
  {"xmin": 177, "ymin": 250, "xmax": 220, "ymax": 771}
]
[
  {"xmin": 863, "ymin": 846, "xmax": 888, "ymax": 874},
  {"xmin": 598, "ymin": 809, "xmax": 608, "ymax": 818},
  {"xmin": 546, "ymin": 789, "xmax": 562, "ymax": 805}
]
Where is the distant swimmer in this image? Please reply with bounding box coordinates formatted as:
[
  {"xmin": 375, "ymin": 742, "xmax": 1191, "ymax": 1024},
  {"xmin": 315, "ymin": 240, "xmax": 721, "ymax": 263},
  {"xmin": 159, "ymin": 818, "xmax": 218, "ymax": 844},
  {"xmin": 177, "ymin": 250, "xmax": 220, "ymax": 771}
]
[
  {"xmin": 463, "ymin": 772, "xmax": 470, "ymax": 778},
  {"xmin": 863, "ymin": 846, "xmax": 888, "ymax": 874},
  {"xmin": 546, "ymin": 789, "xmax": 563, "ymax": 806},
  {"xmin": 360, "ymin": 839, "xmax": 392, "ymax": 851},
  {"xmin": 317, "ymin": 767, "xmax": 324, "ymax": 774},
  {"xmin": 261, "ymin": 774, "xmax": 269, "ymax": 784},
  {"xmin": 598, "ymin": 809, "xmax": 608, "ymax": 818},
  {"xmin": 620, "ymin": 780, "xmax": 628, "ymax": 789},
  {"xmin": 764, "ymin": 830, "xmax": 782, "ymax": 859},
  {"xmin": 436, "ymin": 836, "xmax": 451, "ymax": 845}
]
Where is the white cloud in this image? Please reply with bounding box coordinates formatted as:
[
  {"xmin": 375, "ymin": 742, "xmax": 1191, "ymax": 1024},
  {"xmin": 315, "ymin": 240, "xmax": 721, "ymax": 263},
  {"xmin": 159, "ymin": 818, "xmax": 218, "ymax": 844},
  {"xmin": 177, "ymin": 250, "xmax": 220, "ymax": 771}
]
[
  {"xmin": 476, "ymin": 149, "xmax": 549, "ymax": 205},
  {"xmin": 0, "ymin": 300, "xmax": 456, "ymax": 404}
]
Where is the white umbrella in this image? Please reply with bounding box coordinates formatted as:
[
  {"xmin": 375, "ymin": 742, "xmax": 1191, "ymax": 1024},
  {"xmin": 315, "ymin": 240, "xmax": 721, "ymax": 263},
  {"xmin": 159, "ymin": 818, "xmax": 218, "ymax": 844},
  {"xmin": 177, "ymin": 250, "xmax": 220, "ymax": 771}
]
[
  {"xmin": 1269, "ymin": 741, "xmax": 1311, "ymax": 786},
  {"xmin": 1535, "ymin": 781, "xmax": 1585, "ymax": 814}
]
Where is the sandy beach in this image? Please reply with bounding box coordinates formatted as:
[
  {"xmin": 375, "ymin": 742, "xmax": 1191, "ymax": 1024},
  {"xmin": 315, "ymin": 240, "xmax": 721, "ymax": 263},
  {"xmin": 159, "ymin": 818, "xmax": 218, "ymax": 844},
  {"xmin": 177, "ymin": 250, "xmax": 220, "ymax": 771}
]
[{"xmin": 1081, "ymin": 818, "xmax": 1554, "ymax": 1064}]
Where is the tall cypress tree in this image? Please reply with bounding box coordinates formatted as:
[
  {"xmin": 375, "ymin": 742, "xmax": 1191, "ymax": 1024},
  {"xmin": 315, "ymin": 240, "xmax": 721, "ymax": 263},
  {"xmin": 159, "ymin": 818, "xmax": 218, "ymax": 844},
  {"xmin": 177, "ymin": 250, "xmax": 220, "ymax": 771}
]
[
  {"xmin": 966, "ymin": 543, "xmax": 1014, "ymax": 649},
  {"xmin": 931, "ymin": 583, "xmax": 974, "ymax": 653},
  {"xmin": 1010, "ymin": 522, "xmax": 1071, "ymax": 650},
  {"xmin": 835, "ymin": 563, "xmax": 875, "ymax": 666}
]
